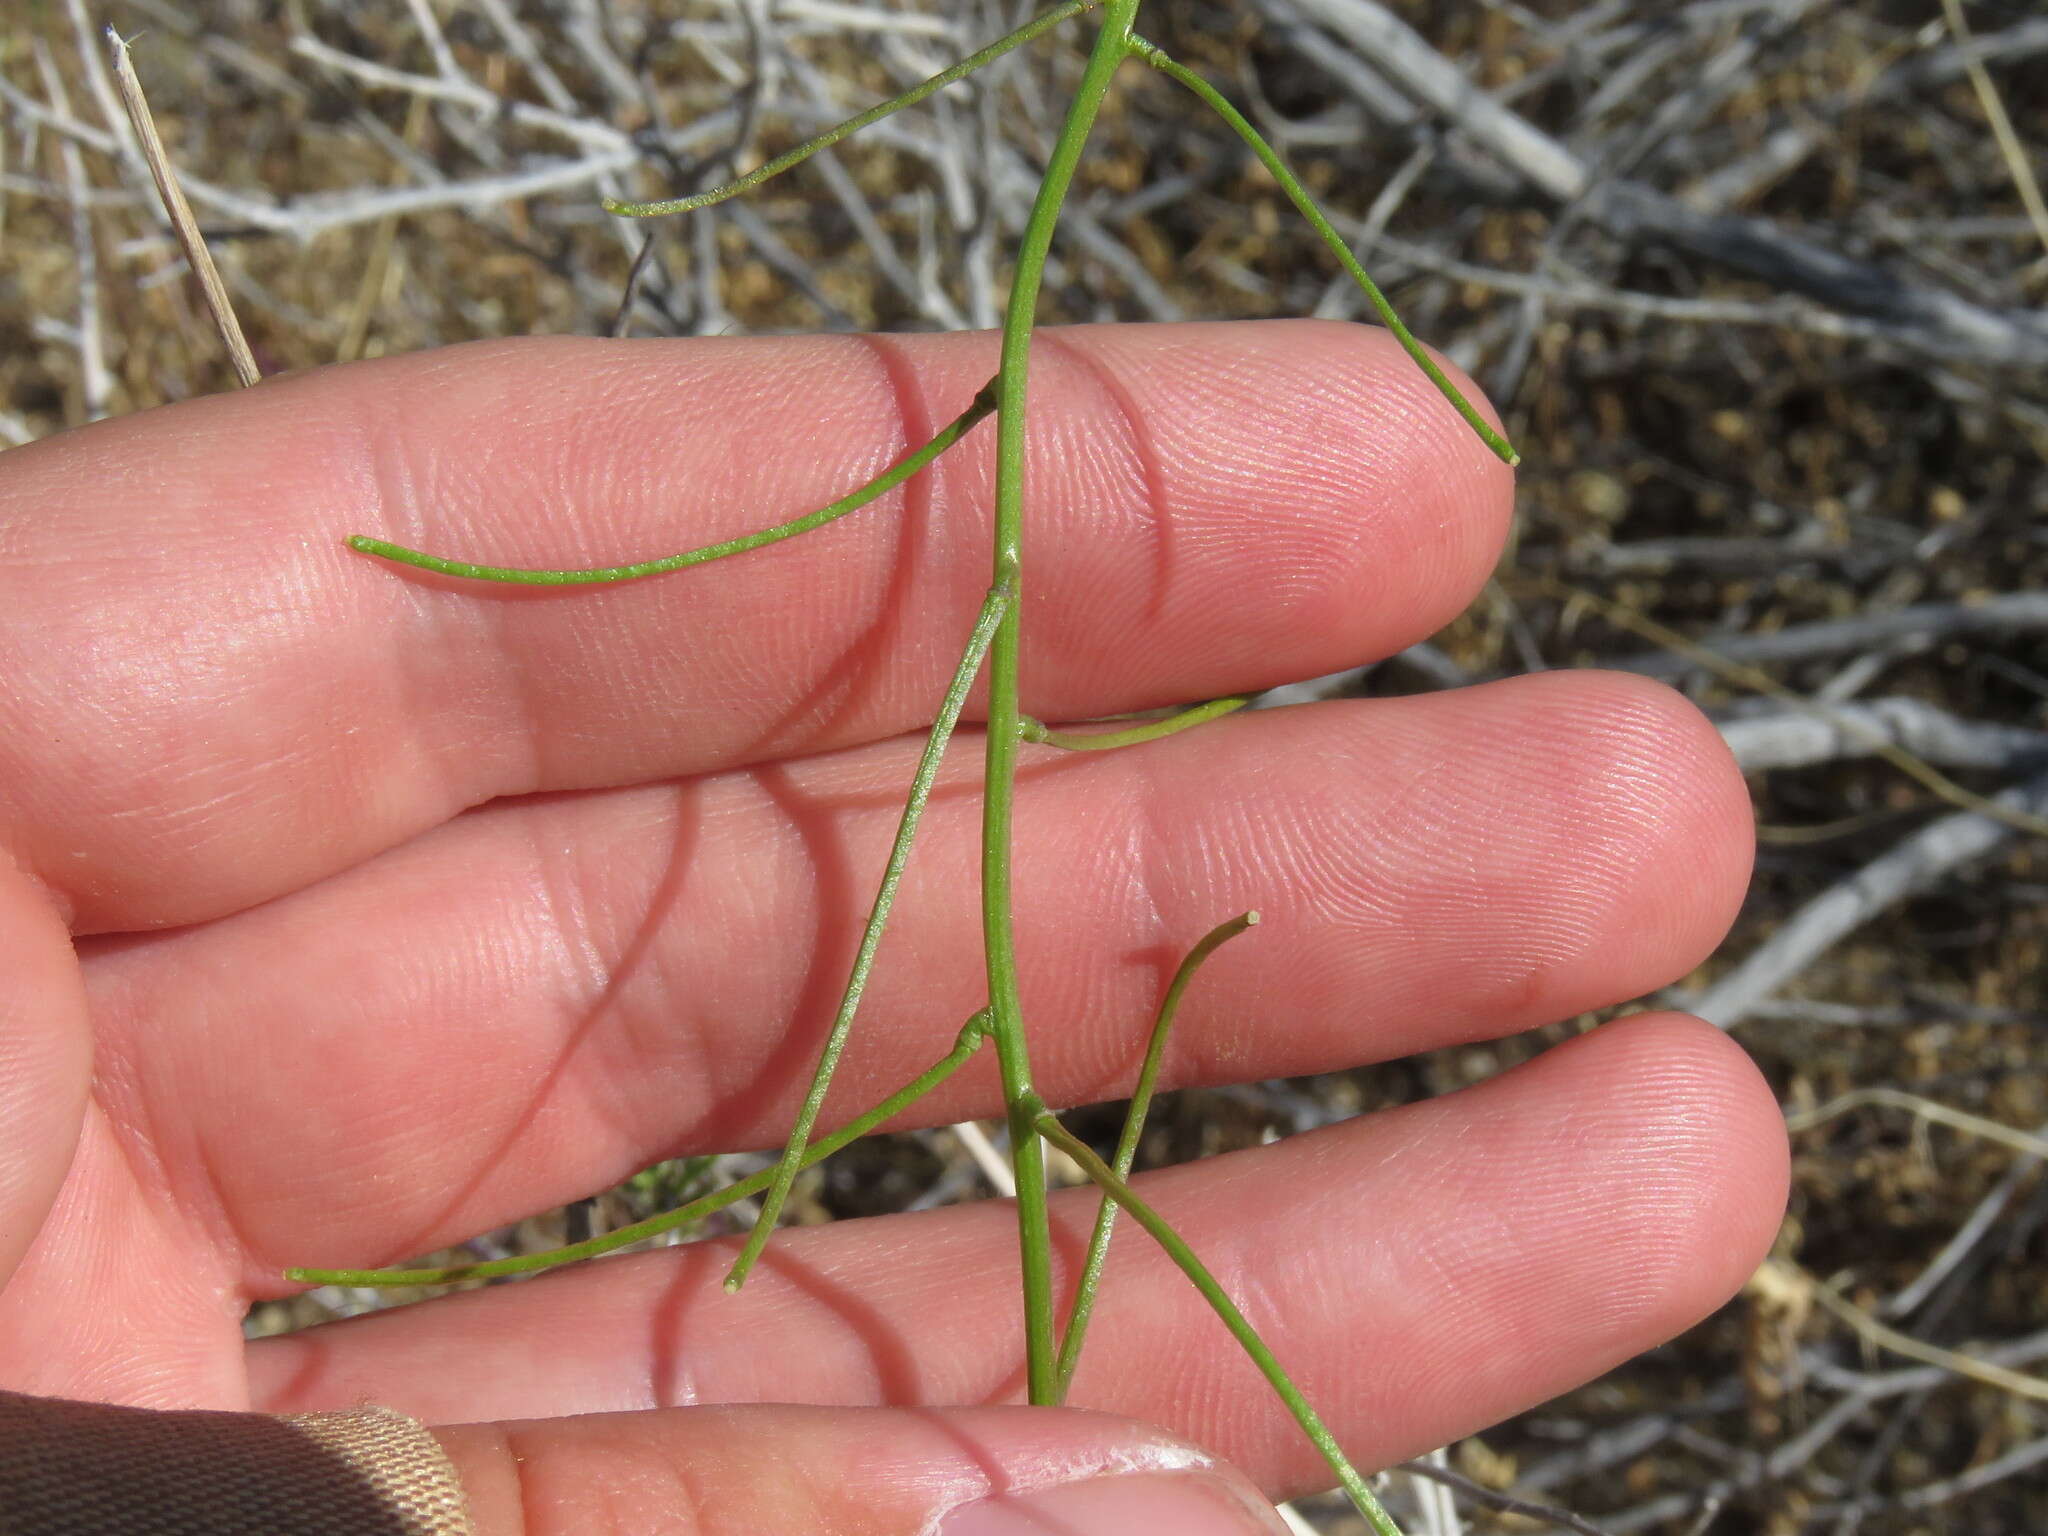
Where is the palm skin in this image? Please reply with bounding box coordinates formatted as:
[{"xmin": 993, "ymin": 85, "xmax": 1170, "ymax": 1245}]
[{"xmin": 0, "ymin": 319, "xmax": 1786, "ymax": 1534}]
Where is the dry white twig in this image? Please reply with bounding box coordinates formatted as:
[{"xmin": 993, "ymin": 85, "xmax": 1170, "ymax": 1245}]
[
  {"xmin": 32, "ymin": 39, "xmax": 110, "ymax": 421},
  {"xmin": 1695, "ymin": 767, "xmax": 2048, "ymax": 1028},
  {"xmin": 1937, "ymin": 0, "xmax": 2048, "ymax": 266},
  {"xmin": 287, "ymin": 35, "xmax": 631, "ymax": 153},
  {"xmin": 108, "ymin": 29, "xmax": 260, "ymax": 388},
  {"xmin": 1882, "ymin": 1123, "xmax": 2047, "ymax": 1320},
  {"xmin": 950, "ymin": 1120, "xmax": 1016, "ymax": 1197},
  {"xmin": 1822, "ymin": 1436, "xmax": 2048, "ymax": 1516},
  {"xmin": 173, "ymin": 147, "xmax": 642, "ymax": 241},
  {"xmin": 1614, "ymin": 592, "xmax": 2048, "ymax": 679},
  {"xmin": 0, "ymin": 72, "xmax": 121, "ymax": 154},
  {"xmin": 1267, "ymin": 0, "xmax": 2048, "ymax": 367},
  {"xmin": 1714, "ymin": 697, "xmax": 2048, "ymax": 774}
]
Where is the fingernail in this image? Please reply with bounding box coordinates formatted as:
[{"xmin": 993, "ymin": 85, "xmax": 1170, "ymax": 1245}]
[{"xmin": 936, "ymin": 1470, "xmax": 1292, "ymax": 1536}]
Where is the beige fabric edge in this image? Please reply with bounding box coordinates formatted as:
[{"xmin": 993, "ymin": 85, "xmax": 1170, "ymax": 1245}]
[
  {"xmin": 0, "ymin": 1389, "xmax": 477, "ymax": 1536},
  {"xmin": 280, "ymin": 1403, "xmax": 478, "ymax": 1536}
]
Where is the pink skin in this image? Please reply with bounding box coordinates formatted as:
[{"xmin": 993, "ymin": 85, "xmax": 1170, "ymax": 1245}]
[{"xmin": 0, "ymin": 320, "xmax": 1787, "ymax": 1533}]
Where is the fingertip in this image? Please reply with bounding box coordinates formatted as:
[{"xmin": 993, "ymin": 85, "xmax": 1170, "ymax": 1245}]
[
  {"xmin": 1584, "ymin": 666, "xmax": 1758, "ymax": 941},
  {"xmin": 1465, "ymin": 667, "xmax": 1756, "ymax": 1013},
  {"xmin": 1557, "ymin": 1010, "xmax": 1790, "ymax": 1323},
  {"xmin": 1032, "ymin": 318, "xmax": 1516, "ymax": 696},
  {"xmin": 435, "ymin": 1404, "xmax": 1285, "ymax": 1536}
]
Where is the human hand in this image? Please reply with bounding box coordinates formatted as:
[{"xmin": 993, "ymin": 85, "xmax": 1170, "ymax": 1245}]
[{"xmin": 0, "ymin": 320, "xmax": 1786, "ymax": 1534}]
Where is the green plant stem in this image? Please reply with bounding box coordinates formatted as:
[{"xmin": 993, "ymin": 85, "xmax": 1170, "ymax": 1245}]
[
  {"xmin": 1053, "ymin": 910, "xmax": 1257, "ymax": 1400},
  {"xmin": 1032, "ymin": 1107, "xmax": 1404, "ymax": 1536},
  {"xmin": 348, "ymin": 379, "xmax": 997, "ymax": 584},
  {"xmin": 602, "ymin": 1, "xmax": 1101, "ymax": 218},
  {"xmin": 985, "ymin": 0, "xmax": 1143, "ymax": 1409},
  {"xmin": 724, "ymin": 580, "xmax": 1013, "ymax": 1292},
  {"xmin": 1020, "ymin": 694, "xmax": 1250, "ymax": 752},
  {"xmin": 285, "ymin": 1011, "xmax": 992, "ymax": 1288},
  {"xmin": 1128, "ymin": 34, "xmax": 1519, "ymax": 470}
]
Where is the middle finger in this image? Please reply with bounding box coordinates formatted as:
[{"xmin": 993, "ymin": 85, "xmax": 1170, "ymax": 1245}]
[{"xmin": 86, "ymin": 670, "xmax": 1750, "ymax": 1283}]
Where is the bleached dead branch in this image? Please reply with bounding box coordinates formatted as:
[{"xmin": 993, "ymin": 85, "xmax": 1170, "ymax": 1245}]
[
  {"xmin": 1694, "ymin": 767, "xmax": 2048, "ymax": 1028},
  {"xmin": 1266, "ymin": 0, "xmax": 2048, "ymax": 367},
  {"xmin": 1715, "ymin": 697, "xmax": 2048, "ymax": 774}
]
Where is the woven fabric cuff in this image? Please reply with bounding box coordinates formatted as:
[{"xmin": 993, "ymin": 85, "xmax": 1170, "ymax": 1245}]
[{"xmin": 0, "ymin": 1389, "xmax": 476, "ymax": 1535}]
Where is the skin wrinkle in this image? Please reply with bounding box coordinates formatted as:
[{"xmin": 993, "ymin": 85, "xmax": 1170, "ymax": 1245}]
[
  {"xmin": 470, "ymin": 867, "xmax": 708, "ymax": 1247},
  {"xmin": 1119, "ymin": 733, "xmax": 1181, "ymax": 1082},
  {"xmin": 504, "ymin": 1424, "xmax": 552, "ymax": 1536},
  {"xmin": 371, "ymin": 797, "xmax": 687, "ymax": 1250},
  {"xmin": 1038, "ymin": 810, "xmax": 1155, "ymax": 1097},
  {"xmin": 575, "ymin": 799, "xmax": 727, "ymax": 1152},
  {"xmin": 182, "ymin": 1085, "xmax": 275, "ymax": 1321},
  {"xmin": 277, "ymin": 841, "xmax": 618, "ymax": 1267},
  {"xmin": 448, "ymin": 1422, "xmax": 528, "ymax": 1536},
  {"xmin": 845, "ymin": 329, "xmax": 946, "ymax": 729},
  {"xmin": 69, "ymin": 977, "xmax": 189, "ymax": 1245},
  {"xmin": 349, "ymin": 378, "xmax": 540, "ymax": 833},
  {"xmin": 516, "ymin": 812, "xmax": 657, "ymax": 1158},
  {"xmin": 1035, "ymin": 328, "xmax": 1176, "ymax": 637}
]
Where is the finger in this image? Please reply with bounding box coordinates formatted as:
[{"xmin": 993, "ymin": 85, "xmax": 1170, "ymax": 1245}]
[
  {"xmin": 439, "ymin": 1404, "xmax": 1296, "ymax": 1536},
  {"xmin": 86, "ymin": 671, "xmax": 1751, "ymax": 1278},
  {"xmin": 0, "ymin": 320, "xmax": 1511, "ymax": 932},
  {"xmin": 249, "ymin": 1015, "xmax": 1789, "ymax": 1496},
  {"xmin": 0, "ymin": 867, "xmax": 230, "ymax": 1410},
  {"xmin": 0, "ymin": 859, "xmax": 90, "ymax": 1282},
  {"xmin": 0, "ymin": 1390, "xmax": 1290, "ymax": 1536}
]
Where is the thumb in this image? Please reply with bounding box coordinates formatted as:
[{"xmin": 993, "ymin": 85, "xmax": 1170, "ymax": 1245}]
[
  {"xmin": 0, "ymin": 858, "xmax": 91, "ymax": 1285},
  {"xmin": 437, "ymin": 1402, "xmax": 1297, "ymax": 1536}
]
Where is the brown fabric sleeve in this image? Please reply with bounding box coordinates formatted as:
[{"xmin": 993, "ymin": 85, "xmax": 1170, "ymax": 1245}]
[{"xmin": 0, "ymin": 1390, "xmax": 475, "ymax": 1535}]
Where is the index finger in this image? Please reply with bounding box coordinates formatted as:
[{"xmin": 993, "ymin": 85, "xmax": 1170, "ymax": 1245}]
[{"xmin": 0, "ymin": 320, "xmax": 1511, "ymax": 931}]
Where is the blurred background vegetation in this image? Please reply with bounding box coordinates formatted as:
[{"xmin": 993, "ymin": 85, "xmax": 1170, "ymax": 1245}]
[{"xmin": 5, "ymin": 1, "xmax": 2046, "ymax": 1531}]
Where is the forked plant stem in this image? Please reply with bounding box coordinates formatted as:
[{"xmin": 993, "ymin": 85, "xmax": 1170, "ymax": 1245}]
[
  {"xmin": 1053, "ymin": 910, "xmax": 1259, "ymax": 1398},
  {"xmin": 1034, "ymin": 1109, "xmax": 1404, "ymax": 1536},
  {"xmin": 314, "ymin": 7, "xmax": 1526, "ymax": 1527},
  {"xmin": 723, "ymin": 580, "xmax": 1012, "ymax": 1290},
  {"xmin": 983, "ymin": 0, "xmax": 1145, "ymax": 1408}
]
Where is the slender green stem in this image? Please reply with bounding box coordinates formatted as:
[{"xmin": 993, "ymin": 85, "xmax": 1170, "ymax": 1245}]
[
  {"xmin": 285, "ymin": 1012, "xmax": 992, "ymax": 1288},
  {"xmin": 1021, "ymin": 694, "xmax": 1250, "ymax": 752},
  {"xmin": 1032, "ymin": 1108, "xmax": 1403, "ymax": 1536},
  {"xmin": 724, "ymin": 581, "xmax": 1013, "ymax": 1292},
  {"xmin": 348, "ymin": 380, "xmax": 996, "ymax": 584},
  {"xmin": 1128, "ymin": 35, "xmax": 1518, "ymax": 469},
  {"xmin": 984, "ymin": 0, "xmax": 1143, "ymax": 1409},
  {"xmin": 1053, "ymin": 911, "xmax": 1257, "ymax": 1399},
  {"xmin": 603, "ymin": 1, "xmax": 1101, "ymax": 218}
]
